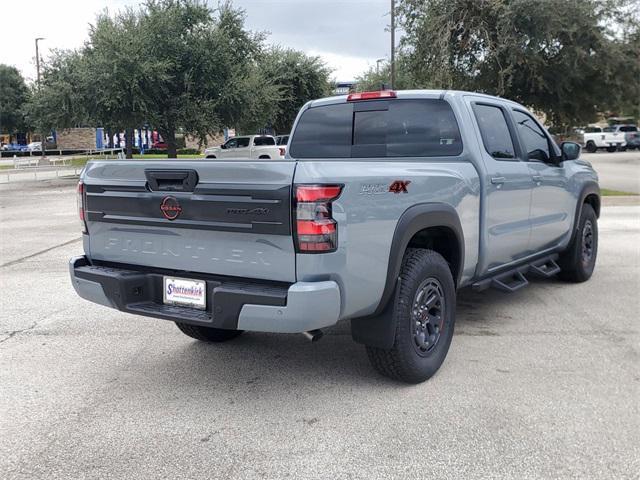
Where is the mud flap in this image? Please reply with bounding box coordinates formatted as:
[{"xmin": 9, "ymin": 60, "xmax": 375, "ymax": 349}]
[{"xmin": 350, "ymin": 278, "xmax": 401, "ymax": 349}]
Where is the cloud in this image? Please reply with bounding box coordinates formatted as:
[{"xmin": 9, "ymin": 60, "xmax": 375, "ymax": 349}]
[{"xmin": 0, "ymin": 0, "xmax": 391, "ymax": 83}]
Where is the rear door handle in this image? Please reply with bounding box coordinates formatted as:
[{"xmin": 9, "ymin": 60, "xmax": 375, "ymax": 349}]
[{"xmin": 491, "ymin": 176, "xmax": 506, "ymax": 185}]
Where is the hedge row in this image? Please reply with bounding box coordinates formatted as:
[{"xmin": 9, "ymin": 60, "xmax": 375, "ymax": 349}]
[{"xmin": 139, "ymin": 148, "xmax": 200, "ymax": 155}]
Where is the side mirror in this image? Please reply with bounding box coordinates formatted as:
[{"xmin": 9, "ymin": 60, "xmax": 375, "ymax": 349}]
[
  {"xmin": 560, "ymin": 141, "xmax": 581, "ymax": 161},
  {"xmin": 220, "ymin": 143, "xmax": 226, "ymax": 149}
]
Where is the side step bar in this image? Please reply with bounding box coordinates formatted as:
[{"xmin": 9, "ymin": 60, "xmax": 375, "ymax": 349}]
[
  {"xmin": 492, "ymin": 269, "xmax": 529, "ymax": 293},
  {"xmin": 472, "ymin": 254, "xmax": 560, "ymax": 293},
  {"xmin": 529, "ymin": 258, "xmax": 561, "ymax": 278}
]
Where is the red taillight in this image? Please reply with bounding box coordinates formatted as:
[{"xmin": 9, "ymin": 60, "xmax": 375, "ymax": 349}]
[
  {"xmin": 296, "ymin": 219, "xmax": 337, "ymax": 235},
  {"xmin": 296, "ymin": 185, "xmax": 343, "ymax": 202},
  {"xmin": 294, "ymin": 185, "xmax": 342, "ymax": 253},
  {"xmin": 77, "ymin": 181, "xmax": 87, "ymax": 233},
  {"xmin": 347, "ymin": 90, "xmax": 397, "ymax": 101},
  {"xmin": 278, "ymin": 147, "xmax": 286, "ymax": 156}
]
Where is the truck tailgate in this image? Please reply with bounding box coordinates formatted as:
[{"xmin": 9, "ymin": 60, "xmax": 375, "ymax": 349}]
[{"xmin": 82, "ymin": 160, "xmax": 296, "ymax": 282}]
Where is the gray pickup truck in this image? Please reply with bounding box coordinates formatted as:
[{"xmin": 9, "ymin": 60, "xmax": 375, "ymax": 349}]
[{"xmin": 70, "ymin": 90, "xmax": 600, "ymax": 383}]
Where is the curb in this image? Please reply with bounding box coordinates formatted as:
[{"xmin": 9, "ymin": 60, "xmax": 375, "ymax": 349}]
[{"xmin": 602, "ymin": 196, "xmax": 640, "ymax": 206}]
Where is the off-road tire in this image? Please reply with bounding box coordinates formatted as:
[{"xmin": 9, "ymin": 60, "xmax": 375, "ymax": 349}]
[
  {"xmin": 366, "ymin": 249, "xmax": 456, "ymax": 383},
  {"xmin": 558, "ymin": 203, "xmax": 598, "ymax": 282},
  {"xmin": 585, "ymin": 141, "xmax": 597, "ymax": 153},
  {"xmin": 175, "ymin": 322, "xmax": 243, "ymax": 342},
  {"xmin": 606, "ymin": 146, "xmax": 617, "ymax": 153}
]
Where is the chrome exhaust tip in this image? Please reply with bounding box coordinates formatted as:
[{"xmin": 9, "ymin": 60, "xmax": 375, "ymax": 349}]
[{"xmin": 302, "ymin": 329, "xmax": 324, "ymax": 342}]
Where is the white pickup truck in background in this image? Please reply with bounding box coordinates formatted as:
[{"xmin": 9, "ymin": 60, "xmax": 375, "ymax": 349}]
[
  {"xmin": 204, "ymin": 135, "xmax": 285, "ymax": 159},
  {"xmin": 582, "ymin": 126, "xmax": 627, "ymax": 152}
]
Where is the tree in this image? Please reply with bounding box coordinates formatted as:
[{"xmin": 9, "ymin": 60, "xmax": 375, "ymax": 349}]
[
  {"xmin": 28, "ymin": 0, "xmax": 278, "ymax": 158},
  {"xmin": 83, "ymin": 8, "xmax": 154, "ymax": 158},
  {"xmin": 354, "ymin": 57, "xmax": 413, "ymax": 92},
  {"xmin": 258, "ymin": 47, "xmax": 332, "ymax": 134},
  {"xmin": 397, "ymin": 0, "xmax": 640, "ymax": 127},
  {"xmin": 26, "ymin": 51, "xmax": 90, "ymax": 133},
  {"xmin": 0, "ymin": 65, "xmax": 30, "ymax": 135},
  {"xmin": 139, "ymin": 0, "xmax": 277, "ymax": 156}
]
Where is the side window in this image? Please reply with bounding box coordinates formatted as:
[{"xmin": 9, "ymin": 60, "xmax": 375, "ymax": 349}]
[
  {"xmin": 224, "ymin": 138, "xmax": 237, "ymax": 149},
  {"xmin": 236, "ymin": 137, "xmax": 250, "ymax": 148},
  {"xmin": 512, "ymin": 110, "xmax": 551, "ymax": 162},
  {"xmin": 472, "ymin": 104, "xmax": 516, "ymax": 160}
]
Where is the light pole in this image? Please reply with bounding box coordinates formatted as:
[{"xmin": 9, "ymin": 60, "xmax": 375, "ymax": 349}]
[
  {"xmin": 390, "ymin": 0, "xmax": 396, "ymax": 89},
  {"xmin": 35, "ymin": 37, "xmax": 45, "ymax": 86},
  {"xmin": 35, "ymin": 37, "xmax": 46, "ymax": 159}
]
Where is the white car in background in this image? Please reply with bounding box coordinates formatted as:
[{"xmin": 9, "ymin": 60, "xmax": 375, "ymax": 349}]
[
  {"xmin": 26, "ymin": 142, "xmax": 42, "ymax": 152},
  {"xmin": 204, "ymin": 135, "xmax": 285, "ymax": 159},
  {"xmin": 275, "ymin": 134, "xmax": 290, "ymax": 154},
  {"xmin": 582, "ymin": 127, "xmax": 626, "ymax": 152}
]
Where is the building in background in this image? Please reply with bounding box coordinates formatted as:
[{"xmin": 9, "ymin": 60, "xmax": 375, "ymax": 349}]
[{"xmin": 333, "ymin": 81, "xmax": 356, "ymax": 95}]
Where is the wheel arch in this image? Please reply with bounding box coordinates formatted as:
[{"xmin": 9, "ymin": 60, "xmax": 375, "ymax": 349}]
[
  {"xmin": 569, "ymin": 182, "xmax": 600, "ymax": 245},
  {"xmin": 351, "ymin": 203, "xmax": 464, "ymax": 348}
]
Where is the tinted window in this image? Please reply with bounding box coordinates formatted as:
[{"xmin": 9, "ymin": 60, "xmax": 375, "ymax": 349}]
[
  {"xmin": 289, "ymin": 99, "xmax": 462, "ymax": 158},
  {"xmin": 603, "ymin": 127, "xmax": 615, "ymax": 132},
  {"xmin": 289, "ymin": 103, "xmax": 352, "ymax": 158},
  {"xmin": 473, "ymin": 104, "xmax": 515, "ymax": 159},
  {"xmin": 512, "ymin": 110, "xmax": 550, "ymax": 162},
  {"xmin": 619, "ymin": 126, "xmax": 638, "ymax": 132},
  {"xmin": 236, "ymin": 137, "xmax": 250, "ymax": 147},
  {"xmin": 254, "ymin": 136, "xmax": 275, "ymax": 146},
  {"xmin": 225, "ymin": 138, "xmax": 238, "ymax": 149}
]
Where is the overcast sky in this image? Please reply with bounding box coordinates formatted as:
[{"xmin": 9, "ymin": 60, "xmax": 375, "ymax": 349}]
[{"xmin": 0, "ymin": 0, "xmax": 392, "ymax": 83}]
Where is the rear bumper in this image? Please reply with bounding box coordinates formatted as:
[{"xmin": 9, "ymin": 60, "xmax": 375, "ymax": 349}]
[{"xmin": 69, "ymin": 256, "xmax": 341, "ymax": 333}]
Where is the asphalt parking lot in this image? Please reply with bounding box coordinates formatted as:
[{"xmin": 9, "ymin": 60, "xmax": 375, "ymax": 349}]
[
  {"xmin": 583, "ymin": 150, "xmax": 640, "ymax": 194},
  {"xmin": 1, "ymin": 178, "xmax": 639, "ymax": 479}
]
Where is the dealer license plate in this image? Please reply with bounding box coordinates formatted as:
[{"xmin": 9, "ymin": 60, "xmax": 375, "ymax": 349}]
[{"xmin": 163, "ymin": 276, "xmax": 206, "ymax": 309}]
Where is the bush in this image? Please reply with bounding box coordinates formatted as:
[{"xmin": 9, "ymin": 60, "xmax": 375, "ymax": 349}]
[{"xmin": 137, "ymin": 148, "xmax": 201, "ymax": 155}]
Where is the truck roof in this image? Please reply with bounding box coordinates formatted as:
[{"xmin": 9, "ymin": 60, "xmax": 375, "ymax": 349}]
[
  {"xmin": 307, "ymin": 89, "xmax": 523, "ymax": 109},
  {"xmin": 232, "ymin": 134, "xmax": 275, "ymax": 139}
]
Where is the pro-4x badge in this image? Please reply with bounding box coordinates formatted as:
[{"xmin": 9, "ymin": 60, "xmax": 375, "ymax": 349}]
[{"xmin": 389, "ymin": 180, "xmax": 411, "ymax": 194}]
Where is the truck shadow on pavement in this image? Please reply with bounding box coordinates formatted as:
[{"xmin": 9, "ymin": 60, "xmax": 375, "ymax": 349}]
[{"xmin": 142, "ymin": 283, "xmax": 553, "ymax": 390}]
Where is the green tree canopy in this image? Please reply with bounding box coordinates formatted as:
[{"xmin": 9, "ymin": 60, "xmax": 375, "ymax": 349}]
[
  {"xmin": 138, "ymin": 0, "xmax": 276, "ymax": 156},
  {"xmin": 83, "ymin": 7, "xmax": 154, "ymax": 156},
  {"xmin": 396, "ymin": 0, "xmax": 640, "ymax": 127},
  {"xmin": 354, "ymin": 57, "xmax": 413, "ymax": 92},
  {"xmin": 0, "ymin": 64, "xmax": 31, "ymax": 135},
  {"xmin": 258, "ymin": 47, "xmax": 332, "ymax": 134},
  {"xmin": 26, "ymin": 51, "xmax": 90, "ymax": 133},
  {"xmin": 25, "ymin": 0, "xmax": 338, "ymax": 156}
]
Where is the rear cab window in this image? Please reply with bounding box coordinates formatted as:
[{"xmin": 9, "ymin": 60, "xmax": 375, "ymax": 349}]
[
  {"xmin": 289, "ymin": 99, "xmax": 463, "ymax": 158},
  {"xmin": 254, "ymin": 136, "xmax": 276, "ymax": 146}
]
